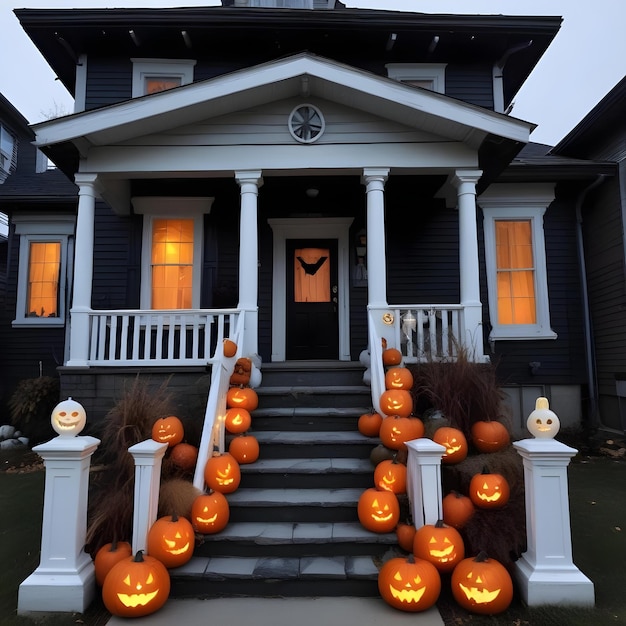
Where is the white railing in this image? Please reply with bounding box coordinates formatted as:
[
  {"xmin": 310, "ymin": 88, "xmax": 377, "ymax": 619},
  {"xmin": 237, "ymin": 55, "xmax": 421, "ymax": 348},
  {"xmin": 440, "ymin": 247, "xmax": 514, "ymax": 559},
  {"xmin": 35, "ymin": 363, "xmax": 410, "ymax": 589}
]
[{"xmin": 84, "ymin": 309, "xmax": 240, "ymax": 366}]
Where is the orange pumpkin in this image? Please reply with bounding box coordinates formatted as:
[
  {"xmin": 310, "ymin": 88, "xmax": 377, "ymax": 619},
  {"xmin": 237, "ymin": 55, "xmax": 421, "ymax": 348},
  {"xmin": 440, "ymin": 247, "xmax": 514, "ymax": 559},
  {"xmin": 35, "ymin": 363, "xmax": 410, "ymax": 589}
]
[
  {"xmin": 379, "ymin": 415, "xmax": 424, "ymax": 451},
  {"xmin": 385, "ymin": 367, "xmax": 414, "ymax": 390},
  {"xmin": 469, "ymin": 469, "xmax": 510, "ymax": 509},
  {"xmin": 451, "ymin": 552, "xmax": 513, "ymax": 615},
  {"xmin": 191, "ymin": 490, "xmax": 230, "ymax": 534},
  {"xmin": 169, "ymin": 442, "xmax": 198, "ymax": 472},
  {"xmin": 147, "ymin": 513, "xmax": 195, "ymax": 569},
  {"xmin": 396, "ymin": 522, "xmax": 417, "ymax": 552},
  {"xmin": 471, "ymin": 420, "xmax": 510, "ymax": 453},
  {"xmin": 204, "ymin": 452, "xmax": 241, "ymax": 494},
  {"xmin": 358, "ymin": 411, "xmax": 383, "ymax": 437},
  {"xmin": 226, "ymin": 386, "xmax": 258, "ymax": 412},
  {"xmin": 151, "ymin": 415, "xmax": 184, "ymax": 448},
  {"xmin": 433, "ymin": 426, "xmax": 468, "ymax": 464},
  {"xmin": 102, "ymin": 550, "xmax": 170, "ymax": 618},
  {"xmin": 229, "ymin": 434, "xmax": 260, "ymax": 464},
  {"xmin": 382, "ymin": 347, "xmax": 402, "ymax": 366},
  {"xmin": 229, "ymin": 357, "xmax": 252, "ymax": 386},
  {"xmin": 374, "ymin": 457, "xmax": 407, "ymax": 494},
  {"xmin": 223, "ymin": 338, "xmax": 238, "ymax": 358},
  {"xmin": 357, "ymin": 488, "xmax": 400, "ymax": 533},
  {"xmin": 442, "ymin": 491, "xmax": 475, "ymax": 530},
  {"xmin": 378, "ymin": 554, "xmax": 441, "ymax": 612},
  {"xmin": 94, "ymin": 540, "xmax": 133, "ymax": 587},
  {"xmin": 379, "ymin": 389, "xmax": 413, "ymax": 418},
  {"xmin": 224, "ymin": 407, "xmax": 252, "ymax": 434},
  {"xmin": 412, "ymin": 520, "xmax": 465, "ymax": 573}
]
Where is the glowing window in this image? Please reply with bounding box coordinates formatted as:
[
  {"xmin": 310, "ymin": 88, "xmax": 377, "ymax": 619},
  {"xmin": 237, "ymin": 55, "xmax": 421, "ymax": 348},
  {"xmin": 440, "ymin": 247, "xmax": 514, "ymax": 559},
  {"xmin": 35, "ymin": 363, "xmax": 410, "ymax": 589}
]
[
  {"xmin": 27, "ymin": 242, "xmax": 61, "ymax": 318},
  {"xmin": 145, "ymin": 76, "xmax": 182, "ymax": 95}
]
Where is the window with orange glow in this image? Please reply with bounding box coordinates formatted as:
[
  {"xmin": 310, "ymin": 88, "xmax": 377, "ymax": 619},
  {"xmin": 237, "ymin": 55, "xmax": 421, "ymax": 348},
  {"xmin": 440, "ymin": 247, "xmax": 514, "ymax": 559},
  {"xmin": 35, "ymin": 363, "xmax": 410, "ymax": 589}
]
[
  {"xmin": 151, "ymin": 219, "xmax": 194, "ymax": 309},
  {"xmin": 145, "ymin": 76, "xmax": 182, "ymax": 94},
  {"xmin": 294, "ymin": 248, "xmax": 330, "ymax": 302},
  {"xmin": 27, "ymin": 242, "xmax": 61, "ymax": 318},
  {"xmin": 495, "ymin": 220, "xmax": 536, "ymax": 325}
]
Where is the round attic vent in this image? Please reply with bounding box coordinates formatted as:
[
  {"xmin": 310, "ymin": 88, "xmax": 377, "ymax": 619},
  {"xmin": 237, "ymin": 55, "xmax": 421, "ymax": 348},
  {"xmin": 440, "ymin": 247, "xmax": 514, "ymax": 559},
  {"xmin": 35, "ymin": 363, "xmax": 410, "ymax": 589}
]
[{"xmin": 288, "ymin": 104, "xmax": 325, "ymax": 144}]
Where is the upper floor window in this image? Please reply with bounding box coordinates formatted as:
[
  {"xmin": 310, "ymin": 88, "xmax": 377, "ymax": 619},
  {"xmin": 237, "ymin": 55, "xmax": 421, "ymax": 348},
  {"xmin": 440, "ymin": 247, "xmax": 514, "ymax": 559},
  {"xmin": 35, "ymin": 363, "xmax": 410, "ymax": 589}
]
[
  {"xmin": 0, "ymin": 124, "xmax": 17, "ymax": 183},
  {"xmin": 385, "ymin": 64, "xmax": 447, "ymax": 94},
  {"xmin": 479, "ymin": 184, "xmax": 557, "ymax": 342},
  {"xmin": 131, "ymin": 59, "xmax": 196, "ymax": 98},
  {"xmin": 235, "ymin": 0, "xmax": 313, "ymax": 6}
]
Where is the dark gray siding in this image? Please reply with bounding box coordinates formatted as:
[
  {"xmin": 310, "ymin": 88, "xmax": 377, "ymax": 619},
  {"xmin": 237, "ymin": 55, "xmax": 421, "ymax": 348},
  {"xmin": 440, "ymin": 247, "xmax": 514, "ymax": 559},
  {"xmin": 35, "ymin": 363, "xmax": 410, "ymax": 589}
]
[
  {"xmin": 446, "ymin": 64, "xmax": 494, "ymax": 109},
  {"xmin": 85, "ymin": 57, "xmax": 133, "ymax": 110}
]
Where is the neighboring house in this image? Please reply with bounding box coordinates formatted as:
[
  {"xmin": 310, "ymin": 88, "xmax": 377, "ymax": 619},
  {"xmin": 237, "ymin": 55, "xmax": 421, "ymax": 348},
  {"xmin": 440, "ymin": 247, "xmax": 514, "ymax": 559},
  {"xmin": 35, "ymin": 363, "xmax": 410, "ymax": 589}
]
[{"xmin": 4, "ymin": 2, "xmax": 600, "ymax": 434}]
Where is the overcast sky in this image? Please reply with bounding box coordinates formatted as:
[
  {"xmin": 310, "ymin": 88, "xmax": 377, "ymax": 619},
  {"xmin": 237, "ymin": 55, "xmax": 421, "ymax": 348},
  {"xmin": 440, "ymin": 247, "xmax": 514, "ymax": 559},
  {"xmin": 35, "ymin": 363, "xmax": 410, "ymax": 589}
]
[{"xmin": 1, "ymin": 0, "xmax": 625, "ymax": 146}]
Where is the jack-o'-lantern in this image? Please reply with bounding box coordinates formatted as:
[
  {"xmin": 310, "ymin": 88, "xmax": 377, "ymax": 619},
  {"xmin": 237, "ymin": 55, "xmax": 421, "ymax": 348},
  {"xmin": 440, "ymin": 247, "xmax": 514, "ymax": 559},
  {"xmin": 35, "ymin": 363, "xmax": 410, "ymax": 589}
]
[
  {"xmin": 471, "ymin": 420, "xmax": 510, "ymax": 453},
  {"xmin": 169, "ymin": 442, "xmax": 198, "ymax": 472},
  {"xmin": 451, "ymin": 551, "xmax": 513, "ymax": 615},
  {"xmin": 396, "ymin": 522, "xmax": 417, "ymax": 552},
  {"xmin": 379, "ymin": 389, "xmax": 413, "ymax": 418},
  {"xmin": 379, "ymin": 415, "xmax": 424, "ymax": 451},
  {"xmin": 147, "ymin": 513, "xmax": 195, "ymax": 569},
  {"xmin": 229, "ymin": 357, "xmax": 252, "ymax": 386},
  {"xmin": 433, "ymin": 427, "xmax": 468, "ymax": 464},
  {"xmin": 358, "ymin": 411, "xmax": 383, "ymax": 437},
  {"xmin": 204, "ymin": 452, "xmax": 241, "ymax": 494},
  {"xmin": 229, "ymin": 434, "xmax": 260, "ymax": 464},
  {"xmin": 51, "ymin": 397, "xmax": 86, "ymax": 437},
  {"xmin": 94, "ymin": 540, "xmax": 133, "ymax": 587},
  {"xmin": 191, "ymin": 490, "xmax": 230, "ymax": 534},
  {"xmin": 442, "ymin": 491, "xmax": 475, "ymax": 530},
  {"xmin": 385, "ymin": 367, "xmax": 414, "ymax": 390},
  {"xmin": 226, "ymin": 386, "xmax": 258, "ymax": 412},
  {"xmin": 382, "ymin": 347, "xmax": 402, "ymax": 366},
  {"xmin": 357, "ymin": 487, "xmax": 400, "ymax": 533},
  {"xmin": 374, "ymin": 457, "xmax": 407, "ymax": 494},
  {"xmin": 469, "ymin": 469, "xmax": 510, "ymax": 509},
  {"xmin": 412, "ymin": 520, "xmax": 465, "ymax": 573},
  {"xmin": 223, "ymin": 338, "xmax": 238, "ymax": 358},
  {"xmin": 378, "ymin": 554, "xmax": 441, "ymax": 612},
  {"xmin": 102, "ymin": 550, "xmax": 170, "ymax": 618},
  {"xmin": 527, "ymin": 397, "xmax": 560, "ymax": 438},
  {"xmin": 151, "ymin": 416, "xmax": 184, "ymax": 448},
  {"xmin": 224, "ymin": 407, "xmax": 252, "ymax": 434}
]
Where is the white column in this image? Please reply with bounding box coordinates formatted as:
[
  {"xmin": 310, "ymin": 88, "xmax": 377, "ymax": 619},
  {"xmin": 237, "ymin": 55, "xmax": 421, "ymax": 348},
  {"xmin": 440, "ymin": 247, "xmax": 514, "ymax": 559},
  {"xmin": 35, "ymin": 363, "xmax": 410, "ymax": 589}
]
[
  {"xmin": 362, "ymin": 168, "xmax": 389, "ymax": 308},
  {"xmin": 405, "ymin": 438, "xmax": 446, "ymax": 529},
  {"xmin": 18, "ymin": 435, "xmax": 100, "ymax": 614},
  {"xmin": 128, "ymin": 439, "xmax": 169, "ymax": 555},
  {"xmin": 67, "ymin": 173, "xmax": 99, "ymax": 367},
  {"xmin": 452, "ymin": 170, "xmax": 485, "ymax": 361},
  {"xmin": 513, "ymin": 438, "xmax": 595, "ymax": 607},
  {"xmin": 235, "ymin": 170, "xmax": 262, "ymax": 359}
]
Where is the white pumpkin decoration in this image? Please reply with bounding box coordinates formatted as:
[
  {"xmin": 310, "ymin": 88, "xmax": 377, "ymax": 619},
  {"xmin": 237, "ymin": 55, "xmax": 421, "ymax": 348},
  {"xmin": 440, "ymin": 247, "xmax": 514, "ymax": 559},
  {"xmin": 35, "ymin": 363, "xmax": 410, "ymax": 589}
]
[
  {"xmin": 526, "ymin": 397, "xmax": 560, "ymax": 439},
  {"xmin": 51, "ymin": 397, "xmax": 87, "ymax": 437}
]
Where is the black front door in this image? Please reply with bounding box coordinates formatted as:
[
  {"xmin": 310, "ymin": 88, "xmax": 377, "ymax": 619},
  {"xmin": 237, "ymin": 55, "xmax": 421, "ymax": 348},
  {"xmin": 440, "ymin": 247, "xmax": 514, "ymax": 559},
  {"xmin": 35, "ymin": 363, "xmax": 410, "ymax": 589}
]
[{"xmin": 286, "ymin": 239, "xmax": 339, "ymax": 360}]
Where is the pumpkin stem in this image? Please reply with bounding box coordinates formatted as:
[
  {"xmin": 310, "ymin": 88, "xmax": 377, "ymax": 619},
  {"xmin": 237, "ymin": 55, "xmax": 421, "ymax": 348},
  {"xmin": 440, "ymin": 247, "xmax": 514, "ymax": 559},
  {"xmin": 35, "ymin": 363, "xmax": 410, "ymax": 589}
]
[
  {"xmin": 110, "ymin": 539, "xmax": 118, "ymax": 552},
  {"xmin": 133, "ymin": 550, "xmax": 145, "ymax": 563},
  {"xmin": 435, "ymin": 519, "xmax": 446, "ymax": 528},
  {"xmin": 171, "ymin": 512, "xmax": 179, "ymax": 522},
  {"xmin": 475, "ymin": 551, "xmax": 490, "ymax": 563},
  {"xmin": 482, "ymin": 465, "xmax": 490, "ymax": 474},
  {"xmin": 406, "ymin": 553, "xmax": 415, "ymax": 564}
]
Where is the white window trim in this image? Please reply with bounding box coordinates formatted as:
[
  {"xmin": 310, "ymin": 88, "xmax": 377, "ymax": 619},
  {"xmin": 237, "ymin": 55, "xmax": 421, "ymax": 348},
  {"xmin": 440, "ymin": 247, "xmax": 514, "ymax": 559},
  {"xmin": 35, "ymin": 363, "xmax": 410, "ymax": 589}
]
[
  {"xmin": 132, "ymin": 197, "xmax": 213, "ymax": 310},
  {"xmin": 479, "ymin": 183, "xmax": 557, "ymax": 342},
  {"xmin": 131, "ymin": 59, "xmax": 196, "ymax": 98},
  {"xmin": 385, "ymin": 63, "xmax": 447, "ymax": 94},
  {"xmin": 13, "ymin": 215, "xmax": 75, "ymax": 328}
]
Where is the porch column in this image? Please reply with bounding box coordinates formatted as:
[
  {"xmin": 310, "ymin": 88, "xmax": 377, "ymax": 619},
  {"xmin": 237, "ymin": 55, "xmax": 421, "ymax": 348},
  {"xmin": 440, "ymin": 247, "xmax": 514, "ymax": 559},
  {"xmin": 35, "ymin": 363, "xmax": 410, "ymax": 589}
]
[
  {"xmin": 452, "ymin": 170, "xmax": 485, "ymax": 361},
  {"xmin": 67, "ymin": 174, "xmax": 99, "ymax": 367},
  {"xmin": 362, "ymin": 168, "xmax": 389, "ymax": 308},
  {"xmin": 235, "ymin": 170, "xmax": 263, "ymax": 358}
]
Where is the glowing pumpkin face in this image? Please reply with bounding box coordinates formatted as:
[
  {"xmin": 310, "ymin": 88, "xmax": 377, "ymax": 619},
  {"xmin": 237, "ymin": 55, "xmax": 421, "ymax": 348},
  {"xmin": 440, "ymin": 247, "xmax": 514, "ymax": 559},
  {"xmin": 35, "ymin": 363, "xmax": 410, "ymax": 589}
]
[
  {"xmin": 469, "ymin": 471, "xmax": 510, "ymax": 509},
  {"xmin": 151, "ymin": 416, "xmax": 184, "ymax": 448},
  {"xmin": 224, "ymin": 407, "xmax": 252, "ymax": 434},
  {"xmin": 373, "ymin": 458, "xmax": 407, "ymax": 494},
  {"xmin": 146, "ymin": 514, "xmax": 195, "ymax": 569},
  {"xmin": 470, "ymin": 420, "xmax": 510, "ymax": 453},
  {"xmin": 378, "ymin": 554, "xmax": 441, "ymax": 612},
  {"xmin": 412, "ymin": 520, "xmax": 465, "ymax": 573},
  {"xmin": 451, "ymin": 552, "xmax": 513, "ymax": 615},
  {"xmin": 51, "ymin": 397, "xmax": 86, "ymax": 437},
  {"xmin": 527, "ymin": 397, "xmax": 560, "ymax": 438},
  {"xmin": 102, "ymin": 551, "xmax": 170, "ymax": 618},
  {"xmin": 379, "ymin": 415, "xmax": 424, "ymax": 451},
  {"xmin": 228, "ymin": 434, "xmax": 260, "ymax": 464},
  {"xmin": 191, "ymin": 491, "xmax": 230, "ymax": 534},
  {"xmin": 384, "ymin": 367, "xmax": 414, "ymax": 390},
  {"xmin": 433, "ymin": 427, "xmax": 468, "ymax": 464},
  {"xmin": 357, "ymin": 487, "xmax": 400, "ymax": 533},
  {"xmin": 226, "ymin": 387, "xmax": 258, "ymax": 411},
  {"xmin": 204, "ymin": 452, "xmax": 241, "ymax": 494},
  {"xmin": 379, "ymin": 389, "xmax": 413, "ymax": 418}
]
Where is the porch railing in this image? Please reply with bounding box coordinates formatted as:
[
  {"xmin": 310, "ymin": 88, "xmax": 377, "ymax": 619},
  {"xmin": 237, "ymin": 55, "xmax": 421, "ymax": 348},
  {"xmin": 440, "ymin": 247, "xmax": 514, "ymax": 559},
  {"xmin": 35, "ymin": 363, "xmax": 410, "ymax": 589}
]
[{"xmin": 83, "ymin": 308, "xmax": 240, "ymax": 366}]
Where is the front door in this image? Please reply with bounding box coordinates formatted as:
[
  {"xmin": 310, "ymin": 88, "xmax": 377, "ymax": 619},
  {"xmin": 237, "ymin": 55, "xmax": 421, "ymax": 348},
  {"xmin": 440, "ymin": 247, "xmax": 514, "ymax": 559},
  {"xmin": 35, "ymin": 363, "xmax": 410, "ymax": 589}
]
[{"xmin": 286, "ymin": 239, "xmax": 339, "ymax": 360}]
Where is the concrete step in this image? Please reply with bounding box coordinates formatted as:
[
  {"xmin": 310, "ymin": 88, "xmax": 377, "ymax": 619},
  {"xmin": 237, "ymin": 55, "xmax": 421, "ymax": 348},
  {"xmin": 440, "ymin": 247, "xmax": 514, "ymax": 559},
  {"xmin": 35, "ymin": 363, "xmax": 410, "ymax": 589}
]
[
  {"xmin": 260, "ymin": 361, "xmax": 366, "ymax": 388},
  {"xmin": 256, "ymin": 385, "xmax": 371, "ymax": 410},
  {"xmin": 250, "ymin": 406, "xmax": 371, "ymax": 432}
]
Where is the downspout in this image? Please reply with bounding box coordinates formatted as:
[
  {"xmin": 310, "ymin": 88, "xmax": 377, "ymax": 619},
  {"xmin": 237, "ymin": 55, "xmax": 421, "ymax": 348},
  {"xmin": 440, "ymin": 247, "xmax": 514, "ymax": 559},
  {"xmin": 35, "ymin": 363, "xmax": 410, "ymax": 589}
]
[
  {"xmin": 492, "ymin": 41, "xmax": 533, "ymax": 114},
  {"xmin": 575, "ymin": 174, "xmax": 607, "ymax": 431}
]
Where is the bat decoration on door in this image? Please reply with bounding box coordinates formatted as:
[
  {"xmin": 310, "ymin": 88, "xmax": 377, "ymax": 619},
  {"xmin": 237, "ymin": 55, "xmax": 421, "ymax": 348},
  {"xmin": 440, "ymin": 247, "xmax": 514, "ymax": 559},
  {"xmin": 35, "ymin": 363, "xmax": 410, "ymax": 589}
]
[{"xmin": 297, "ymin": 255, "xmax": 328, "ymax": 276}]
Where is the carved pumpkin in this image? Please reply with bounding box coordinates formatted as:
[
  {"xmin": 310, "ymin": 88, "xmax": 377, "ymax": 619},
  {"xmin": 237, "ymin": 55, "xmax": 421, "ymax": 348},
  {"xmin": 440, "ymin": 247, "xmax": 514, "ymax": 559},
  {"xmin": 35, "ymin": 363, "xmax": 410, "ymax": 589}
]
[
  {"xmin": 94, "ymin": 540, "xmax": 133, "ymax": 587},
  {"xmin": 433, "ymin": 426, "xmax": 468, "ymax": 464},
  {"xmin": 229, "ymin": 357, "xmax": 252, "ymax": 386},
  {"xmin": 469, "ymin": 469, "xmax": 510, "ymax": 509},
  {"xmin": 357, "ymin": 488, "xmax": 400, "ymax": 533},
  {"xmin": 151, "ymin": 416, "xmax": 184, "ymax": 448},
  {"xmin": 224, "ymin": 407, "xmax": 252, "ymax": 434},
  {"xmin": 191, "ymin": 490, "xmax": 230, "ymax": 534},
  {"xmin": 442, "ymin": 491, "xmax": 475, "ymax": 530},
  {"xmin": 229, "ymin": 434, "xmax": 260, "ymax": 464},
  {"xmin": 384, "ymin": 367, "xmax": 414, "ymax": 390},
  {"xmin": 379, "ymin": 415, "xmax": 424, "ymax": 451},
  {"xmin": 226, "ymin": 386, "xmax": 258, "ymax": 412},
  {"xmin": 51, "ymin": 397, "xmax": 87, "ymax": 438},
  {"xmin": 378, "ymin": 554, "xmax": 441, "ymax": 612},
  {"xmin": 527, "ymin": 397, "xmax": 560, "ymax": 438},
  {"xmin": 451, "ymin": 551, "xmax": 513, "ymax": 614},
  {"xmin": 147, "ymin": 513, "xmax": 195, "ymax": 569},
  {"xmin": 374, "ymin": 457, "xmax": 407, "ymax": 494},
  {"xmin": 379, "ymin": 389, "xmax": 414, "ymax": 418},
  {"xmin": 102, "ymin": 550, "xmax": 170, "ymax": 618},
  {"xmin": 223, "ymin": 338, "xmax": 238, "ymax": 358},
  {"xmin": 471, "ymin": 420, "xmax": 510, "ymax": 453},
  {"xmin": 412, "ymin": 519, "xmax": 465, "ymax": 573},
  {"xmin": 169, "ymin": 442, "xmax": 198, "ymax": 472},
  {"xmin": 396, "ymin": 522, "xmax": 417, "ymax": 553},
  {"xmin": 358, "ymin": 411, "xmax": 383, "ymax": 437},
  {"xmin": 204, "ymin": 452, "xmax": 241, "ymax": 494},
  {"xmin": 382, "ymin": 347, "xmax": 402, "ymax": 366}
]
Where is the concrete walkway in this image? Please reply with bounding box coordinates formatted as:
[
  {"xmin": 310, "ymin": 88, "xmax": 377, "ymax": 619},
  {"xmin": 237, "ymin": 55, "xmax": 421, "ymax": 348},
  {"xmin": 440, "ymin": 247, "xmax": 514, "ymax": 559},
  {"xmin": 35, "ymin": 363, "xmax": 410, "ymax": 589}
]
[{"xmin": 107, "ymin": 597, "xmax": 445, "ymax": 625}]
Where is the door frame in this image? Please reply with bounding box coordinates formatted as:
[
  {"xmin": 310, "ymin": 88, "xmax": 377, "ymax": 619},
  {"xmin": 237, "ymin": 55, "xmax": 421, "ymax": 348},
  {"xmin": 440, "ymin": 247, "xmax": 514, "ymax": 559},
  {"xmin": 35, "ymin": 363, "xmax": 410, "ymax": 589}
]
[{"xmin": 268, "ymin": 217, "xmax": 353, "ymax": 361}]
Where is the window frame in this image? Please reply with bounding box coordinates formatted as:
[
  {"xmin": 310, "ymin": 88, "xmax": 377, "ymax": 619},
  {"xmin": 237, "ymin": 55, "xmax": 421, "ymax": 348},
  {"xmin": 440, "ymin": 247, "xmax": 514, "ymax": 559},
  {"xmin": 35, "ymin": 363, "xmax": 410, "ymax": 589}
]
[
  {"xmin": 479, "ymin": 184, "xmax": 557, "ymax": 342},
  {"xmin": 13, "ymin": 216, "xmax": 75, "ymax": 328},
  {"xmin": 132, "ymin": 197, "xmax": 213, "ymax": 310},
  {"xmin": 131, "ymin": 59, "xmax": 196, "ymax": 98},
  {"xmin": 0, "ymin": 124, "xmax": 17, "ymax": 182},
  {"xmin": 385, "ymin": 63, "xmax": 447, "ymax": 94}
]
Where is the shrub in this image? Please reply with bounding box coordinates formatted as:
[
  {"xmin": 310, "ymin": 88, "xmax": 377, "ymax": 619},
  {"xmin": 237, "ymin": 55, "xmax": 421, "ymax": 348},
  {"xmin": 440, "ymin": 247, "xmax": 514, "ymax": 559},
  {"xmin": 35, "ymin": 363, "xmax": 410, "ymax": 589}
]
[{"xmin": 8, "ymin": 376, "xmax": 60, "ymax": 444}]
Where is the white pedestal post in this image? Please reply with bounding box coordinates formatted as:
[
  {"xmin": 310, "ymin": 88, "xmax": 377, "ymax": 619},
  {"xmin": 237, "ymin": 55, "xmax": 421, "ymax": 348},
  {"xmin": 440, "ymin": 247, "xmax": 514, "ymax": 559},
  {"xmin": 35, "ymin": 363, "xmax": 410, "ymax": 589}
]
[
  {"xmin": 18, "ymin": 435, "xmax": 100, "ymax": 614},
  {"xmin": 514, "ymin": 438, "xmax": 595, "ymax": 606},
  {"xmin": 405, "ymin": 438, "xmax": 445, "ymax": 529}
]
